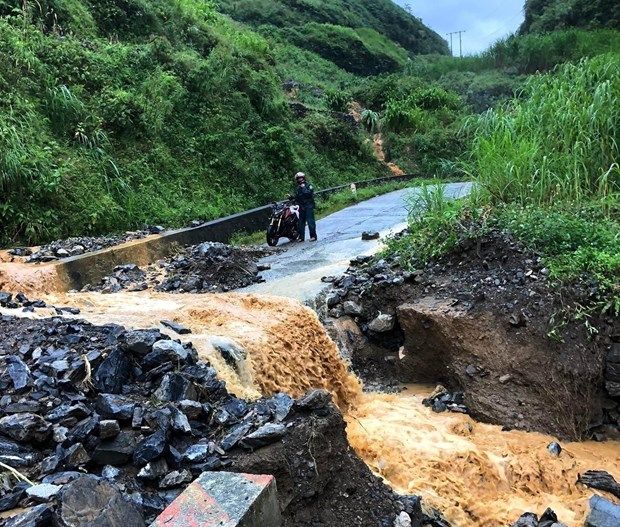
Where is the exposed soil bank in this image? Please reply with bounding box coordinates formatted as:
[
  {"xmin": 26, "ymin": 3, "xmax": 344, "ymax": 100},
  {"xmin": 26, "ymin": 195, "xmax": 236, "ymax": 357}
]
[{"xmin": 325, "ymin": 229, "xmax": 619, "ymax": 441}]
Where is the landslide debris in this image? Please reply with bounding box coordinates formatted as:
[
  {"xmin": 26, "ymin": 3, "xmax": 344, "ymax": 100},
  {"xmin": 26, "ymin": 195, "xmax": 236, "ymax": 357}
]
[
  {"xmin": 324, "ymin": 228, "xmax": 620, "ymax": 440},
  {"xmin": 0, "ymin": 314, "xmax": 420, "ymax": 526},
  {"xmin": 20, "ymin": 233, "xmax": 151, "ymax": 263},
  {"xmin": 82, "ymin": 242, "xmax": 278, "ymax": 294}
]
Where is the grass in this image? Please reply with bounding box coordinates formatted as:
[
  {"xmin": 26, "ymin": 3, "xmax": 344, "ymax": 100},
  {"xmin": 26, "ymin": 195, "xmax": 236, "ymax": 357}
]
[
  {"xmin": 385, "ymin": 54, "xmax": 620, "ymax": 316},
  {"xmin": 0, "ymin": 2, "xmax": 388, "ymax": 247},
  {"xmin": 406, "ymin": 28, "xmax": 620, "ymax": 78}
]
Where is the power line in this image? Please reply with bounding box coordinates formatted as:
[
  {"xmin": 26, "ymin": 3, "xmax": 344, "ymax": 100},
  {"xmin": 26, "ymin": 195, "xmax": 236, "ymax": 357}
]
[{"xmin": 447, "ymin": 30, "xmax": 466, "ymax": 58}]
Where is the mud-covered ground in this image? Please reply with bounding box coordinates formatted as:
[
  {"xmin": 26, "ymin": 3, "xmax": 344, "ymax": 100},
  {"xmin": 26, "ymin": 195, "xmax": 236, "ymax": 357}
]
[{"xmin": 324, "ymin": 228, "xmax": 620, "ymax": 441}]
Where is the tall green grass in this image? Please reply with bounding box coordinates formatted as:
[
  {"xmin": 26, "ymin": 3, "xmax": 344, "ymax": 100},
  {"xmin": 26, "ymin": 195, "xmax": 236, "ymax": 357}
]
[
  {"xmin": 386, "ymin": 53, "xmax": 620, "ymax": 314},
  {"xmin": 465, "ymin": 54, "xmax": 619, "ymax": 208}
]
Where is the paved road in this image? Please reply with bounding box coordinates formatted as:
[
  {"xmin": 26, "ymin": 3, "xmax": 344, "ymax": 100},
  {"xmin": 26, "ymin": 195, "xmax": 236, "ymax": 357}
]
[{"xmin": 246, "ymin": 182, "xmax": 471, "ymax": 302}]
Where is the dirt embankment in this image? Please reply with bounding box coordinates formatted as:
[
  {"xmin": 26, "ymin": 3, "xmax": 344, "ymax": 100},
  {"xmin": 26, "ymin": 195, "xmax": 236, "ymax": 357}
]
[{"xmin": 325, "ymin": 229, "xmax": 619, "ymax": 440}]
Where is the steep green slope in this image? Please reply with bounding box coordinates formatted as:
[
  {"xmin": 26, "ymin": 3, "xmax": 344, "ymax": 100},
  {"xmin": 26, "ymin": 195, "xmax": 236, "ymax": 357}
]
[
  {"xmin": 0, "ymin": 0, "xmax": 384, "ymax": 246},
  {"xmin": 520, "ymin": 0, "xmax": 620, "ymax": 33},
  {"xmin": 217, "ymin": 0, "xmax": 449, "ymax": 74}
]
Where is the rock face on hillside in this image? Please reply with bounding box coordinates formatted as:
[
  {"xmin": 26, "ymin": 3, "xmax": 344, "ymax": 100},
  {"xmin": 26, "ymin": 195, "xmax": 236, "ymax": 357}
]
[{"xmin": 324, "ymin": 228, "xmax": 620, "ymax": 440}]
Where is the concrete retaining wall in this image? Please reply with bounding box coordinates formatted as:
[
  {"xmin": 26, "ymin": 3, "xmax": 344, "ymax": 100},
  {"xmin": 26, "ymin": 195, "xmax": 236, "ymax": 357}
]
[{"xmin": 47, "ymin": 174, "xmax": 417, "ymax": 290}]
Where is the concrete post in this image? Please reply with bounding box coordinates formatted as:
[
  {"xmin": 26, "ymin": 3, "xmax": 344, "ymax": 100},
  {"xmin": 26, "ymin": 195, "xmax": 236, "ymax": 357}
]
[{"xmin": 151, "ymin": 472, "xmax": 282, "ymax": 527}]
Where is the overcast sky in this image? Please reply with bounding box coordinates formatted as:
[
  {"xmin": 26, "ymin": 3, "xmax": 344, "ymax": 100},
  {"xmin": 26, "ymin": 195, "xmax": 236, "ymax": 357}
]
[{"xmin": 395, "ymin": 0, "xmax": 525, "ymax": 55}]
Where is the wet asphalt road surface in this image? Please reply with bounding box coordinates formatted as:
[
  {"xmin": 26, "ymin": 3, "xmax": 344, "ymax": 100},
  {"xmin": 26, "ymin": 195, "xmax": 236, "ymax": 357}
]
[{"xmin": 246, "ymin": 182, "xmax": 471, "ymax": 302}]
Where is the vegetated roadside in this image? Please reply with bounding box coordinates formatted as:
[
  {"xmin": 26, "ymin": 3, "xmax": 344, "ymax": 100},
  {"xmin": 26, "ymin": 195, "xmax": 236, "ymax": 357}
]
[{"xmin": 385, "ymin": 52, "xmax": 620, "ymax": 319}]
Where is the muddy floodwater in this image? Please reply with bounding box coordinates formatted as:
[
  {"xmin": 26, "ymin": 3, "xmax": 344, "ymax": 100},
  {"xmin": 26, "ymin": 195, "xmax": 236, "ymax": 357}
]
[
  {"xmin": 347, "ymin": 388, "xmax": 620, "ymax": 527},
  {"xmin": 3, "ymin": 290, "xmax": 619, "ymax": 525}
]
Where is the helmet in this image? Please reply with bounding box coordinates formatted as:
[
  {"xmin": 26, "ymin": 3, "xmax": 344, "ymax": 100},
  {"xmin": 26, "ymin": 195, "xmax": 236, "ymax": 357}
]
[{"xmin": 294, "ymin": 172, "xmax": 306, "ymax": 181}]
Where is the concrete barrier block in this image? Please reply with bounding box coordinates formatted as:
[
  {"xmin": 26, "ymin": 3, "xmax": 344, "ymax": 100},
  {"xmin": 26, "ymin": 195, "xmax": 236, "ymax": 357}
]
[{"xmin": 151, "ymin": 472, "xmax": 282, "ymax": 527}]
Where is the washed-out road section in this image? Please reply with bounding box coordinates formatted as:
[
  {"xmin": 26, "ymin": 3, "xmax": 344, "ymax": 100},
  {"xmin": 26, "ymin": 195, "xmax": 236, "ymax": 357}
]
[{"xmin": 247, "ymin": 182, "xmax": 471, "ymax": 302}]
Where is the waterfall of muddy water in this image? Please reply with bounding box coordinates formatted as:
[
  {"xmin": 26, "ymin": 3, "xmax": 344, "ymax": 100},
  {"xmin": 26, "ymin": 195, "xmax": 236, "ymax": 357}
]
[
  {"xmin": 18, "ymin": 290, "xmax": 620, "ymax": 525},
  {"xmin": 39, "ymin": 291, "xmax": 361, "ymax": 407}
]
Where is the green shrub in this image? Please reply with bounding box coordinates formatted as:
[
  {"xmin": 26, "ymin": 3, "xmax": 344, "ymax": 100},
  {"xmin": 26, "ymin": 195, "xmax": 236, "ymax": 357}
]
[
  {"xmin": 283, "ymin": 23, "xmax": 408, "ymax": 75},
  {"xmin": 216, "ymin": 0, "xmax": 449, "ymax": 56}
]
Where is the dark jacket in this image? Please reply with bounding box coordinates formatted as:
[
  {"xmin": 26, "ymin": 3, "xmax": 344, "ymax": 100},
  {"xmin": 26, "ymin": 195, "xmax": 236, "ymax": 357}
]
[{"xmin": 295, "ymin": 183, "xmax": 315, "ymax": 208}]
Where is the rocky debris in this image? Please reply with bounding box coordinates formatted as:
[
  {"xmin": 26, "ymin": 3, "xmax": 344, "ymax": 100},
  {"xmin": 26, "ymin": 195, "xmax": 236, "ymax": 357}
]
[
  {"xmin": 26, "ymin": 233, "xmax": 152, "ymax": 263},
  {"xmin": 4, "ymin": 504, "xmax": 53, "ymax": 526},
  {"xmin": 160, "ymin": 320, "xmax": 191, "ymax": 335},
  {"xmin": 58, "ymin": 475, "xmax": 144, "ymax": 526},
  {"xmin": 0, "ymin": 291, "xmax": 69, "ymax": 314},
  {"xmin": 547, "ymin": 442, "xmax": 562, "ymax": 457},
  {"xmin": 82, "ymin": 242, "xmax": 278, "ymax": 294},
  {"xmin": 577, "ymin": 470, "xmax": 620, "ymax": 499},
  {"xmin": 7, "ymin": 247, "xmax": 32, "ymax": 257},
  {"xmin": 155, "ymin": 242, "xmax": 272, "ymax": 293},
  {"xmin": 343, "ymin": 300, "xmax": 363, "ymax": 317},
  {"xmin": 85, "ymin": 264, "xmax": 148, "ymax": 294},
  {"xmin": 394, "ymin": 511, "xmax": 411, "ymax": 527},
  {"xmin": 26, "ymin": 484, "xmax": 61, "ymax": 502},
  {"xmin": 0, "ymin": 315, "xmax": 415, "ymax": 527},
  {"xmin": 510, "ymin": 508, "xmax": 567, "ymax": 527},
  {"xmin": 422, "ymin": 386, "xmax": 468, "ymax": 414},
  {"xmin": 210, "ymin": 336, "xmax": 247, "ymax": 373},
  {"xmin": 368, "ymin": 313, "xmax": 395, "ymax": 333},
  {"xmin": 586, "ymin": 495, "xmax": 620, "ymax": 527},
  {"xmin": 362, "ymin": 231, "xmax": 380, "ymax": 241}
]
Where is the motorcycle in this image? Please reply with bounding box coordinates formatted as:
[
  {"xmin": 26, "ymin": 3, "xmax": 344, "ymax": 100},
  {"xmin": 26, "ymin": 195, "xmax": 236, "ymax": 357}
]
[{"xmin": 266, "ymin": 198, "xmax": 300, "ymax": 247}]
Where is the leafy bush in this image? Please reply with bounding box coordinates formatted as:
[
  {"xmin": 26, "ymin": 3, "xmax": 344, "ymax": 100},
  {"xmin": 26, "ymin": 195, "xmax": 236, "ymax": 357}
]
[
  {"xmin": 406, "ymin": 29, "xmax": 620, "ymax": 77},
  {"xmin": 283, "ymin": 23, "xmax": 408, "ymax": 75},
  {"xmin": 386, "ymin": 53, "xmax": 620, "ymax": 314},
  {"xmin": 216, "ymin": 0, "xmax": 449, "ymax": 56},
  {"xmin": 520, "ymin": 0, "xmax": 620, "ymax": 34}
]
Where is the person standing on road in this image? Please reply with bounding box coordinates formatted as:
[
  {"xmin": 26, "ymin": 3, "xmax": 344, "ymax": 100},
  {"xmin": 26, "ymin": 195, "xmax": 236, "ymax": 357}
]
[{"xmin": 294, "ymin": 172, "xmax": 317, "ymax": 242}]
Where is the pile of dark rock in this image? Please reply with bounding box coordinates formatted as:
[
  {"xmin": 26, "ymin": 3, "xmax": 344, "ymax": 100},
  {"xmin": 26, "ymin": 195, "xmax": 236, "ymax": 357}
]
[
  {"xmin": 82, "ymin": 265, "xmax": 149, "ymax": 294},
  {"xmin": 82, "ymin": 242, "xmax": 277, "ymax": 294},
  {"xmin": 155, "ymin": 242, "xmax": 272, "ymax": 293},
  {"xmin": 22, "ymin": 233, "xmax": 153, "ymax": 263},
  {"xmin": 0, "ymin": 315, "xmax": 305, "ymax": 525},
  {"xmin": 510, "ymin": 508, "xmax": 566, "ymax": 527},
  {"xmin": 422, "ymin": 386, "xmax": 468, "ymax": 415}
]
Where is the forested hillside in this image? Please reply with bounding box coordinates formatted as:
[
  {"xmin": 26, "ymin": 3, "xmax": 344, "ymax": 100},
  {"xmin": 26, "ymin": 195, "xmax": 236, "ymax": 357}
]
[
  {"xmin": 217, "ymin": 0, "xmax": 448, "ymax": 74},
  {"xmin": 1, "ymin": 0, "xmax": 447, "ymax": 246},
  {"xmin": 520, "ymin": 0, "xmax": 620, "ymax": 33}
]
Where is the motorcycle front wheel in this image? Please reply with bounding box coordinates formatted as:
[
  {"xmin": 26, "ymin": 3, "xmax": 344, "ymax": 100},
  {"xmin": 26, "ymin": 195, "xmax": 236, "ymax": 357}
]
[{"xmin": 266, "ymin": 225, "xmax": 279, "ymax": 247}]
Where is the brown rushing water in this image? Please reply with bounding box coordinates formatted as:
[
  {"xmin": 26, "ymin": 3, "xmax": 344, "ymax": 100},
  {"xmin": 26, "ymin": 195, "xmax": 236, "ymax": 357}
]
[
  {"xmin": 347, "ymin": 388, "xmax": 620, "ymax": 527},
  {"xmin": 7, "ymin": 290, "xmax": 620, "ymax": 525}
]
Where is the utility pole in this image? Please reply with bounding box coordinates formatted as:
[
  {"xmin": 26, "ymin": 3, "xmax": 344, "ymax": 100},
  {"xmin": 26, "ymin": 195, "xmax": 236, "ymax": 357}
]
[{"xmin": 447, "ymin": 30, "xmax": 466, "ymax": 57}]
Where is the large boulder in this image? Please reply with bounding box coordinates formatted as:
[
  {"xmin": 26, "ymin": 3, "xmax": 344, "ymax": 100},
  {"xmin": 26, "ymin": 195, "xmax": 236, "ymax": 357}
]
[{"xmin": 57, "ymin": 475, "xmax": 143, "ymax": 526}]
